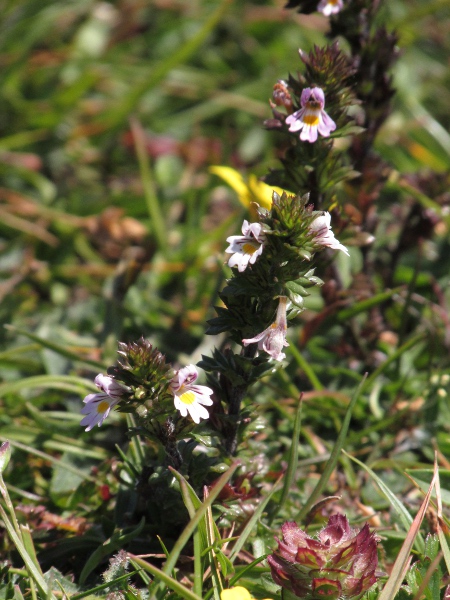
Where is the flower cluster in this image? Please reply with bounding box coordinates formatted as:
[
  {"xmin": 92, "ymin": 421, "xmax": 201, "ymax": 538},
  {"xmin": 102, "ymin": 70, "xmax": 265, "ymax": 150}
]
[
  {"xmin": 217, "ymin": 192, "xmax": 348, "ymax": 364},
  {"xmin": 268, "ymin": 515, "xmax": 378, "ymax": 600},
  {"xmin": 81, "ymin": 346, "xmax": 213, "ymax": 431}
]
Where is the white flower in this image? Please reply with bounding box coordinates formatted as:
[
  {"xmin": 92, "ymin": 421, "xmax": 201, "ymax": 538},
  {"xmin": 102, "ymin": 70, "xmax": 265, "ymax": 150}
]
[
  {"xmin": 242, "ymin": 296, "xmax": 289, "ymax": 361},
  {"xmin": 170, "ymin": 365, "xmax": 213, "ymax": 424},
  {"xmin": 80, "ymin": 374, "xmax": 127, "ymax": 431},
  {"xmin": 317, "ymin": 0, "xmax": 343, "ymax": 16},
  {"xmin": 310, "ymin": 212, "xmax": 349, "ymax": 255},
  {"xmin": 285, "ymin": 87, "xmax": 336, "ymax": 143},
  {"xmin": 225, "ymin": 220, "xmax": 265, "ymax": 272}
]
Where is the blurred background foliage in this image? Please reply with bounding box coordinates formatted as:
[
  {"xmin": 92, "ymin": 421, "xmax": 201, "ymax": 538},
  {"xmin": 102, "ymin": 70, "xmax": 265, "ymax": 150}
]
[{"xmin": 1, "ymin": 0, "xmax": 450, "ymax": 590}]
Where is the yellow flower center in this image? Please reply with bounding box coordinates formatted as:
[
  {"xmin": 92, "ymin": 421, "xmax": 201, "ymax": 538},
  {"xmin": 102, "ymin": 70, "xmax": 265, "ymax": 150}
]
[
  {"xmin": 329, "ymin": 0, "xmax": 340, "ymax": 5},
  {"xmin": 97, "ymin": 400, "xmax": 110, "ymax": 414},
  {"xmin": 179, "ymin": 390, "xmax": 196, "ymax": 405},
  {"xmin": 242, "ymin": 242, "xmax": 258, "ymax": 255},
  {"xmin": 303, "ymin": 112, "xmax": 320, "ymax": 126}
]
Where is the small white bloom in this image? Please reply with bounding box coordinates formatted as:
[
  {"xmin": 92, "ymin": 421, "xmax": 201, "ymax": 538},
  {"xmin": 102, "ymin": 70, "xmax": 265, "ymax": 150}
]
[
  {"xmin": 285, "ymin": 87, "xmax": 336, "ymax": 143},
  {"xmin": 225, "ymin": 220, "xmax": 265, "ymax": 273},
  {"xmin": 242, "ymin": 296, "xmax": 289, "ymax": 361},
  {"xmin": 317, "ymin": 0, "xmax": 343, "ymax": 16},
  {"xmin": 80, "ymin": 374, "xmax": 127, "ymax": 431},
  {"xmin": 170, "ymin": 365, "xmax": 213, "ymax": 424},
  {"xmin": 310, "ymin": 212, "xmax": 349, "ymax": 255}
]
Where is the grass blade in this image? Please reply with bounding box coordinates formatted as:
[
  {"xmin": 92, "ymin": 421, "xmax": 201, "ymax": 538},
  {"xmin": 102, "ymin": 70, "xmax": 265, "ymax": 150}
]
[
  {"xmin": 268, "ymin": 396, "xmax": 303, "ymax": 523},
  {"xmin": 377, "ymin": 462, "xmax": 437, "ymax": 600},
  {"xmin": 296, "ymin": 376, "xmax": 366, "ymax": 522}
]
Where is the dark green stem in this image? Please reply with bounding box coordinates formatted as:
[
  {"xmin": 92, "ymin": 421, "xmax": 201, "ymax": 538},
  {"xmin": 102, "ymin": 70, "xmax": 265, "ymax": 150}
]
[
  {"xmin": 225, "ymin": 384, "xmax": 248, "ymax": 456},
  {"xmin": 224, "ymin": 344, "xmax": 258, "ymax": 456}
]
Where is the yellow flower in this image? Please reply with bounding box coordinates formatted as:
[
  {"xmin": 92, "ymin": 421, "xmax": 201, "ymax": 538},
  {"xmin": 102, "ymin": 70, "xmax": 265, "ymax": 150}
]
[
  {"xmin": 210, "ymin": 166, "xmax": 288, "ymax": 211},
  {"xmin": 221, "ymin": 588, "xmax": 253, "ymax": 600},
  {"xmin": 220, "ymin": 586, "xmax": 271, "ymax": 600}
]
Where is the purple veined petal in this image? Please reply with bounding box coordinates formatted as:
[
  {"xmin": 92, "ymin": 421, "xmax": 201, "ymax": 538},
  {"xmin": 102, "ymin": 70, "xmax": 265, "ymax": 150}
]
[
  {"xmin": 81, "ymin": 413, "xmax": 103, "ymax": 431},
  {"xmin": 300, "ymin": 88, "xmax": 313, "ymax": 107},
  {"xmin": 321, "ymin": 110, "xmax": 336, "ymax": 130},
  {"xmin": 288, "ymin": 120, "xmax": 305, "ymax": 133},
  {"xmin": 170, "ymin": 364, "xmax": 199, "ymax": 392},
  {"xmin": 241, "ymin": 219, "xmax": 250, "ymax": 234},
  {"xmin": 286, "ymin": 110, "xmax": 306, "ymax": 132},
  {"xmin": 318, "ymin": 112, "xmax": 336, "ymax": 137},
  {"xmin": 286, "ymin": 109, "xmax": 303, "ymax": 124},
  {"xmin": 242, "ymin": 330, "xmax": 266, "ymax": 346},
  {"xmin": 181, "ymin": 365, "xmax": 199, "ymax": 385},
  {"xmin": 225, "ymin": 234, "xmax": 244, "ymax": 247},
  {"xmin": 311, "ymin": 86, "xmax": 325, "ymax": 106},
  {"xmin": 246, "ymin": 222, "xmax": 264, "ymax": 242},
  {"xmin": 83, "ymin": 392, "xmax": 103, "ymax": 405}
]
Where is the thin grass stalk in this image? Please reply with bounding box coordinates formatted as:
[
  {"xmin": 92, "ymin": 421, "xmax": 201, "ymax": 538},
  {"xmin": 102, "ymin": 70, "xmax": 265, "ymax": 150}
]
[
  {"xmin": 205, "ymin": 493, "xmax": 223, "ymax": 600},
  {"xmin": 434, "ymin": 463, "xmax": 450, "ymax": 574},
  {"xmin": 362, "ymin": 333, "xmax": 426, "ymax": 392},
  {"xmin": 0, "ymin": 439, "xmax": 96, "ymax": 483},
  {"xmin": 130, "ymin": 556, "xmax": 203, "ymax": 600},
  {"xmin": 397, "ymin": 249, "xmax": 422, "ymax": 350},
  {"xmin": 125, "ymin": 413, "xmax": 145, "ymax": 469},
  {"xmin": 268, "ymin": 396, "xmax": 303, "ymax": 524},
  {"xmin": 106, "ymin": 0, "xmax": 233, "ymax": 127},
  {"xmin": 228, "ymin": 556, "xmax": 269, "ymax": 588},
  {"xmin": 0, "ymin": 374, "xmax": 97, "ymax": 396},
  {"xmin": 229, "ymin": 474, "xmax": 283, "ymax": 563},
  {"xmin": 180, "ymin": 479, "xmax": 204, "ymax": 598},
  {"xmin": 296, "ymin": 375, "xmax": 367, "ymax": 522},
  {"xmin": 343, "ymin": 450, "xmax": 424, "ymax": 553},
  {"xmin": 0, "ymin": 504, "xmax": 56, "ymax": 600},
  {"xmin": 336, "ymin": 288, "xmax": 402, "ymax": 322},
  {"xmin": 30, "ymin": 579, "xmax": 37, "ymax": 600},
  {"xmin": 70, "ymin": 572, "xmax": 139, "ymax": 600},
  {"xmin": 4, "ymin": 325, "xmax": 106, "ymax": 370},
  {"xmin": 289, "ymin": 345, "xmax": 323, "ymax": 390},
  {"xmin": 377, "ymin": 462, "xmax": 438, "ymax": 600},
  {"xmin": 155, "ymin": 462, "xmax": 240, "ymax": 586},
  {"xmin": 130, "ymin": 117, "xmax": 168, "ymax": 255}
]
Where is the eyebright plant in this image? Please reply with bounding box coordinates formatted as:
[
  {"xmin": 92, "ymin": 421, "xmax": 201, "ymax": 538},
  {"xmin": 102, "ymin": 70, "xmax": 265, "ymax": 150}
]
[
  {"xmin": 264, "ymin": 44, "xmax": 358, "ymax": 209},
  {"xmin": 200, "ymin": 190, "xmax": 347, "ymax": 453}
]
